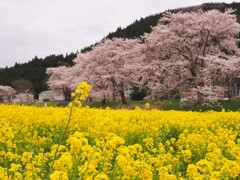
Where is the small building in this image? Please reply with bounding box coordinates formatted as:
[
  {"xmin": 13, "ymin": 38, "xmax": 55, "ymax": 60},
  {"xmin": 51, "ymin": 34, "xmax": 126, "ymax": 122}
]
[
  {"xmin": 39, "ymin": 90, "xmax": 65, "ymax": 102},
  {"xmin": 180, "ymin": 91, "xmax": 198, "ymax": 102},
  {"xmin": 39, "ymin": 91, "xmax": 54, "ymax": 102},
  {"xmin": 1, "ymin": 95, "xmax": 14, "ymax": 103},
  {"xmin": 180, "ymin": 86, "xmax": 226, "ymax": 104},
  {"xmin": 124, "ymin": 89, "xmax": 132, "ymax": 100},
  {"xmin": 229, "ymin": 77, "xmax": 240, "ymax": 98}
]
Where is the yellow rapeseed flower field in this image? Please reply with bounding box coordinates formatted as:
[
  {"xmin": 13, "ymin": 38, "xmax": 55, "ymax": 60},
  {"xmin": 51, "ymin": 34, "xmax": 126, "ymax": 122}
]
[
  {"xmin": 0, "ymin": 104, "xmax": 240, "ymax": 179},
  {"xmin": 0, "ymin": 81, "xmax": 239, "ymax": 179}
]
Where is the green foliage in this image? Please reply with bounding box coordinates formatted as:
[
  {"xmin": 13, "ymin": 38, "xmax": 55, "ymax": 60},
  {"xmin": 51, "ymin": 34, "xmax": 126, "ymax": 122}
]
[
  {"xmin": 130, "ymin": 87, "xmax": 147, "ymax": 101},
  {"xmin": 161, "ymin": 126, "xmax": 182, "ymax": 144},
  {"xmin": 106, "ymin": 14, "xmax": 162, "ymax": 39},
  {"xmin": 0, "ymin": 53, "xmax": 77, "ymax": 95},
  {"xmin": 5, "ymin": 99, "xmax": 240, "ymax": 112},
  {"xmin": 105, "ymin": 2, "xmax": 240, "ymax": 40}
]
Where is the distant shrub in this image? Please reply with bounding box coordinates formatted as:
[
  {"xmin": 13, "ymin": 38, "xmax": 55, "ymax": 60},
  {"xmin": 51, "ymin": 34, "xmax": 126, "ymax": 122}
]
[{"xmin": 130, "ymin": 87, "xmax": 147, "ymax": 101}]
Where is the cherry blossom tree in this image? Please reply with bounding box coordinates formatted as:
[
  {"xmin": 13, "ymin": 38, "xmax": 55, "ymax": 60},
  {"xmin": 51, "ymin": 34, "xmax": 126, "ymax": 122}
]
[
  {"xmin": 13, "ymin": 93, "xmax": 35, "ymax": 103},
  {"xmin": 202, "ymin": 55, "xmax": 240, "ymax": 100},
  {"xmin": 73, "ymin": 52, "xmax": 113, "ymax": 103},
  {"xmin": 142, "ymin": 9, "xmax": 240, "ymax": 100},
  {"xmin": 46, "ymin": 66, "xmax": 73, "ymax": 101},
  {"xmin": 46, "ymin": 9, "xmax": 240, "ymax": 104},
  {"xmin": 0, "ymin": 85, "xmax": 16, "ymax": 102},
  {"xmin": 72, "ymin": 38, "xmax": 144, "ymax": 104}
]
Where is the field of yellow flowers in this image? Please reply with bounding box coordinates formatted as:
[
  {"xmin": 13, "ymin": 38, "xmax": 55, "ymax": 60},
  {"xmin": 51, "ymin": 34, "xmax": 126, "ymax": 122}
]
[{"xmin": 0, "ymin": 104, "xmax": 240, "ymax": 179}]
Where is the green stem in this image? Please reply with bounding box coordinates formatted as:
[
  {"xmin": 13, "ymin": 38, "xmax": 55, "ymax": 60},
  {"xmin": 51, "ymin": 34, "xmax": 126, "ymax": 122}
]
[
  {"xmin": 32, "ymin": 165, "xmax": 35, "ymax": 180},
  {"xmin": 48, "ymin": 104, "xmax": 73, "ymax": 177},
  {"xmin": 80, "ymin": 151, "xmax": 94, "ymax": 180}
]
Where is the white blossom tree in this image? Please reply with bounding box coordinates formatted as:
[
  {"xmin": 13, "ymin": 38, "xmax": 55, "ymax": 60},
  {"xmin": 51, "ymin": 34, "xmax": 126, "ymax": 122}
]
[
  {"xmin": 46, "ymin": 66, "xmax": 73, "ymax": 101},
  {"xmin": 142, "ymin": 9, "xmax": 240, "ymax": 100},
  {"xmin": 202, "ymin": 55, "xmax": 240, "ymax": 100},
  {"xmin": 72, "ymin": 38, "xmax": 144, "ymax": 104},
  {"xmin": 46, "ymin": 9, "xmax": 240, "ymax": 104},
  {"xmin": 0, "ymin": 85, "xmax": 16, "ymax": 102},
  {"xmin": 13, "ymin": 93, "xmax": 35, "ymax": 103}
]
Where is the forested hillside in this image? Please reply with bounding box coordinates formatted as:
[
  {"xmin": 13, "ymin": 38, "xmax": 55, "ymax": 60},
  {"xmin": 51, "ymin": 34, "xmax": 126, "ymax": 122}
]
[
  {"xmin": 0, "ymin": 2, "xmax": 239, "ymax": 97},
  {"xmin": 106, "ymin": 2, "xmax": 240, "ymax": 39},
  {"xmin": 0, "ymin": 53, "xmax": 76, "ymax": 96}
]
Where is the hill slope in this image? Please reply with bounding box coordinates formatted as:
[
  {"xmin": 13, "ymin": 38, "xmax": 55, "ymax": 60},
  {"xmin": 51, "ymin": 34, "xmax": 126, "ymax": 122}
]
[{"xmin": 106, "ymin": 2, "xmax": 240, "ymax": 40}]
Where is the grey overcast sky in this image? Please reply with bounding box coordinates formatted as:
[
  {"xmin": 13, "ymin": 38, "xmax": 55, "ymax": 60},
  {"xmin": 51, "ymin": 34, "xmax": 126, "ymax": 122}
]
[{"xmin": 0, "ymin": 0, "xmax": 236, "ymax": 67}]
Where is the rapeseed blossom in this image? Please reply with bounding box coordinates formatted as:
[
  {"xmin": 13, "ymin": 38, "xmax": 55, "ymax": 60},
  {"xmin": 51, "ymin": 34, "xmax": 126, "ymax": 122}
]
[
  {"xmin": 145, "ymin": 103, "xmax": 150, "ymax": 109},
  {"xmin": 0, "ymin": 103, "xmax": 239, "ymax": 179},
  {"xmin": 70, "ymin": 81, "xmax": 91, "ymax": 107}
]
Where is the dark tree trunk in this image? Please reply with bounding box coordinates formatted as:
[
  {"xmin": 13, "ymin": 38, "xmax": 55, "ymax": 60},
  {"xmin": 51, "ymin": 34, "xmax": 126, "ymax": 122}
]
[
  {"xmin": 112, "ymin": 90, "xmax": 116, "ymax": 101},
  {"xmin": 228, "ymin": 78, "xmax": 232, "ymax": 101},
  {"xmin": 101, "ymin": 97, "xmax": 106, "ymax": 108},
  {"xmin": 63, "ymin": 87, "xmax": 71, "ymax": 101},
  {"xmin": 119, "ymin": 90, "xmax": 127, "ymax": 104},
  {"xmin": 197, "ymin": 91, "xmax": 204, "ymax": 105},
  {"xmin": 190, "ymin": 62, "xmax": 197, "ymax": 78},
  {"xmin": 111, "ymin": 77, "xmax": 116, "ymax": 101}
]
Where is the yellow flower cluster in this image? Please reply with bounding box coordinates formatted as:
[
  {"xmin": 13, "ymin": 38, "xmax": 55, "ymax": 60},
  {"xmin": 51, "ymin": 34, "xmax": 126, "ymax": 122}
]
[
  {"xmin": 70, "ymin": 81, "xmax": 91, "ymax": 107},
  {"xmin": 0, "ymin": 104, "xmax": 240, "ymax": 179},
  {"xmin": 145, "ymin": 103, "xmax": 150, "ymax": 109}
]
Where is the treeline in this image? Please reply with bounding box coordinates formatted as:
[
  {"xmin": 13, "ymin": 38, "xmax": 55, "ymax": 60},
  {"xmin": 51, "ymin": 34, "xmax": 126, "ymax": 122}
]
[
  {"xmin": 106, "ymin": 14, "xmax": 162, "ymax": 39},
  {"xmin": 0, "ymin": 2, "xmax": 239, "ymax": 97},
  {"xmin": 0, "ymin": 53, "xmax": 76, "ymax": 97},
  {"xmin": 83, "ymin": 2, "xmax": 240, "ymax": 52},
  {"xmin": 106, "ymin": 2, "xmax": 240, "ymax": 40}
]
